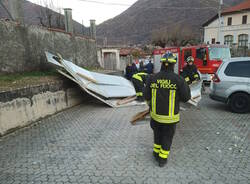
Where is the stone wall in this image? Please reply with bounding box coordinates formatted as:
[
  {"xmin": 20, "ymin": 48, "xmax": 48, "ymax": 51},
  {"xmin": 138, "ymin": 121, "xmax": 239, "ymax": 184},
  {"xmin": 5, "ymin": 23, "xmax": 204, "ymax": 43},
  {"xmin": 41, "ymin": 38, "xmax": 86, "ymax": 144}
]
[
  {"xmin": 0, "ymin": 20, "xmax": 99, "ymax": 74},
  {"xmin": 0, "ymin": 80, "xmax": 89, "ymax": 136}
]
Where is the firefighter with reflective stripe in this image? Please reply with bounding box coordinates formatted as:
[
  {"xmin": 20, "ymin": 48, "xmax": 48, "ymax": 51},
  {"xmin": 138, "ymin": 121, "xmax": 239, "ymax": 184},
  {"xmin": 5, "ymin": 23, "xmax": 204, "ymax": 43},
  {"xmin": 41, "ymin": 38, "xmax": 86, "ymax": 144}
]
[
  {"xmin": 181, "ymin": 56, "xmax": 200, "ymax": 85},
  {"xmin": 132, "ymin": 72, "xmax": 148, "ymax": 102},
  {"xmin": 144, "ymin": 52, "xmax": 191, "ymax": 167}
]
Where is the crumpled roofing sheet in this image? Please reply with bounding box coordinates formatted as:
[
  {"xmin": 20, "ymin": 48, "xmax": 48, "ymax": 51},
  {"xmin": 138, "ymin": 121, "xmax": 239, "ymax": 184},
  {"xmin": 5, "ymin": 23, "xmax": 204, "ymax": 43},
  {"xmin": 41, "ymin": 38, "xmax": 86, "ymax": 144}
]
[
  {"xmin": 188, "ymin": 80, "xmax": 202, "ymax": 106},
  {"xmin": 45, "ymin": 52, "xmax": 140, "ymax": 107}
]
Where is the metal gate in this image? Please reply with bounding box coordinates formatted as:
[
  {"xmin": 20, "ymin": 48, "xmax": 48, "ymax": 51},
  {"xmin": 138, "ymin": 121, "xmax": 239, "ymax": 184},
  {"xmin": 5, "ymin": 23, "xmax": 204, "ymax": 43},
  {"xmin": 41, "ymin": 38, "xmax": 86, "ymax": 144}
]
[{"xmin": 104, "ymin": 52, "xmax": 116, "ymax": 70}]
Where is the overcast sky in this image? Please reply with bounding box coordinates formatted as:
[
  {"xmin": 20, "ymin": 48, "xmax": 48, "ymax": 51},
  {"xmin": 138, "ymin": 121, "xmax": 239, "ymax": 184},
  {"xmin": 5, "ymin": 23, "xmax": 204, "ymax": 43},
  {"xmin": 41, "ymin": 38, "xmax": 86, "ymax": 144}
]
[{"xmin": 27, "ymin": 0, "xmax": 138, "ymax": 26}]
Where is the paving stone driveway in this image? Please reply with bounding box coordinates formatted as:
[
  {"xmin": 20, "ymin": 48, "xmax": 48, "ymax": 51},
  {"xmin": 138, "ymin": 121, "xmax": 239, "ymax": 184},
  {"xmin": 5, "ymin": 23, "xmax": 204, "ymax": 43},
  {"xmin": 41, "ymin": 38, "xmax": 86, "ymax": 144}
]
[{"xmin": 0, "ymin": 95, "xmax": 249, "ymax": 184}]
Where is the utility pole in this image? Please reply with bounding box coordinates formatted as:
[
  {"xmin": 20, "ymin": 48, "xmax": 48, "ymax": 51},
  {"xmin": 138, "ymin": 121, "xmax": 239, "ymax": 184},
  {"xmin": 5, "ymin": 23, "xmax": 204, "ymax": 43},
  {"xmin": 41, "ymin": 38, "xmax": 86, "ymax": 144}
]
[{"xmin": 218, "ymin": 0, "xmax": 223, "ymax": 44}]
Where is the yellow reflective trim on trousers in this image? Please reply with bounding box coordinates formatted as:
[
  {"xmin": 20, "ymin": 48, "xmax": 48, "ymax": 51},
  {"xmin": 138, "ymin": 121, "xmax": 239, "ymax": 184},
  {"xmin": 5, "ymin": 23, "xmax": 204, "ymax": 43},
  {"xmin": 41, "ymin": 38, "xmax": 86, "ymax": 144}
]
[
  {"xmin": 153, "ymin": 148, "xmax": 160, "ymax": 153},
  {"xmin": 160, "ymin": 149, "xmax": 170, "ymax": 155},
  {"xmin": 159, "ymin": 153, "xmax": 168, "ymax": 159},
  {"xmin": 154, "ymin": 144, "xmax": 161, "ymax": 149},
  {"xmin": 185, "ymin": 77, "xmax": 190, "ymax": 82},
  {"xmin": 159, "ymin": 149, "xmax": 170, "ymax": 159},
  {"xmin": 150, "ymin": 112, "xmax": 180, "ymax": 124},
  {"xmin": 136, "ymin": 92, "xmax": 143, "ymax": 97}
]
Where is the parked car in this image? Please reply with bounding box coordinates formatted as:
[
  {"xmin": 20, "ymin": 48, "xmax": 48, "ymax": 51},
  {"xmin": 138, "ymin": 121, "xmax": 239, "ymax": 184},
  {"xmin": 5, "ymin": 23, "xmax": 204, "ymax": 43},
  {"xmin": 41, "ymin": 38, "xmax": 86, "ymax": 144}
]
[{"xmin": 209, "ymin": 58, "xmax": 250, "ymax": 113}]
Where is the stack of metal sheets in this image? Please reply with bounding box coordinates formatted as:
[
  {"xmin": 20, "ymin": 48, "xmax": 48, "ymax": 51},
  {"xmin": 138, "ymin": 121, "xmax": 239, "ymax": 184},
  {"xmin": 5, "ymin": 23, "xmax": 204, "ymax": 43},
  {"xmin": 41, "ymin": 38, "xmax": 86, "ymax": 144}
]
[{"xmin": 45, "ymin": 52, "xmax": 141, "ymax": 108}]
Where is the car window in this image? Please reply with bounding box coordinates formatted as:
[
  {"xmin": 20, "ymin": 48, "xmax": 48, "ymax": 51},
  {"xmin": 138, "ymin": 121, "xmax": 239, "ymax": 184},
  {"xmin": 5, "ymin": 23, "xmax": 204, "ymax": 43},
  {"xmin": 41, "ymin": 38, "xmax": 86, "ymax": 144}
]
[
  {"xmin": 184, "ymin": 49, "xmax": 192, "ymax": 61},
  {"xmin": 224, "ymin": 61, "xmax": 250, "ymax": 77}
]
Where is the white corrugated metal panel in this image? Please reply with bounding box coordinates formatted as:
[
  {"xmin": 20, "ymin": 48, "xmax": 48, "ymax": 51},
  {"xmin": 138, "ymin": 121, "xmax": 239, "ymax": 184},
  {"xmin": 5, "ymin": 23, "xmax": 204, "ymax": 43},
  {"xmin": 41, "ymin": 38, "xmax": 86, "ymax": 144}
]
[{"xmin": 45, "ymin": 52, "xmax": 136, "ymax": 99}]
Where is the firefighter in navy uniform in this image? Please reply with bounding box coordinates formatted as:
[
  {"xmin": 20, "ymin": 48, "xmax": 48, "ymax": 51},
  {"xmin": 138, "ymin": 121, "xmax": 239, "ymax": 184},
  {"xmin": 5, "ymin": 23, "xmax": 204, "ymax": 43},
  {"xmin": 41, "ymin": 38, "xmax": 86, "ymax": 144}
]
[
  {"xmin": 132, "ymin": 72, "xmax": 148, "ymax": 102},
  {"xmin": 144, "ymin": 52, "xmax": 191, "ymax": 167},
  {"xmin": 181, "ymin": 56, "xmax": 200, "ymax": 85}
]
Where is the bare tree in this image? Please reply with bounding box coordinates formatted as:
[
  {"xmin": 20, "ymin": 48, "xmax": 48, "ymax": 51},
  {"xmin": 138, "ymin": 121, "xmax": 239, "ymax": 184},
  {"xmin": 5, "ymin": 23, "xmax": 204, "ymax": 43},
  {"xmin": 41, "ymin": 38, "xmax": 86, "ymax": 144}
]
[
  {"xmin": 151, "ymin": 24, "xmax": 199, "ymax": 47},
  {"xmin": 36, "ymin": 0, "xmax": 64, "ymax": 29}
]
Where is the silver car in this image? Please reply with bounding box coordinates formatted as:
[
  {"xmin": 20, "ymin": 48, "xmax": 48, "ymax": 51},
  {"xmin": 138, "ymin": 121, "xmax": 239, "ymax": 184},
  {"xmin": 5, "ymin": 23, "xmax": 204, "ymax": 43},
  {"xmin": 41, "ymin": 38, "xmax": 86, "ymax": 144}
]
[{"xmin": 209, "ymin": 57, "xmax": 250, "ymax": 113}]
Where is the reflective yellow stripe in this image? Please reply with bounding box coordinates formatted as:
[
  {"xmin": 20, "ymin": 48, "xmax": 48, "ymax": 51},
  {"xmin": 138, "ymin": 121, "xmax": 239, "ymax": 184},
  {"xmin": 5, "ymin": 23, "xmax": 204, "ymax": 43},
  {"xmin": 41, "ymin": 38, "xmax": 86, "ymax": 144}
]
[
  {"xmin": 160, "ymin": 149, "xmax": 170, "ymax": 155},
  {"xmin": 161, "ymin": 58, "xmax": 167, "ymax": 61},
  {"xmin": 154, "ymin": 144, "xmax": 161, "ymax": 149},
  {"xmin": 159, "ymin": 153, "xmax": 168, "ymax": 159},
  {"xmin": 185, "ymin": 77, "xmax": 190, "ymax": 82},
  {"xmin": 154, "ymin": 89, "xmax": 157, "ymax": 113},
  {"xmin": 194, "ymin": 74, "xmax": 199, "ymax": 78},
  {"xmin": 168, "ymin": 58, "xmax": 176, "ymax": 63},
  {"xmin": 153, "ymin": 148, "xmax": 160, "ymax": 153},
  {"xmin": 159, "ymin": 149, "xmax": 170, "ymax": 159},
  {"xmin": 150, "ymin": 85, "xmax": 178, "ymax": 124},
  {"xmin": 150, "ymin": 112, "xmax": 180, "ymax": 124},
  {"xmin": 137, "ymin": 72, "xmax": 147, "ymax": 76},
  {"xmin": 172, "ymin": 90, "xmax": 176, "ymax": 116},
  {"xmin": 151, "ymin": 89, "xmax": 157, "ymax": 113},
  {"xmin": 151, "ymin": 89, "xmax": 154, "ymax": 112},
  {"xmin": 169, "ymin": 90, "xmax": 176, "ymax": 117},
  {"xmin": 136, "ymin": 92, "xmax": 143, "ymax": 97},
  {"xmin": 132, "ymin": 73, "xmax": 147, "ymax": 82},
  {"xmin": 169, "ymin": 90, "xmax": 173, "ymax": 116},
  {"xmin": 133, "ymin": 75, "xmax": 143, "ymax": 82}
]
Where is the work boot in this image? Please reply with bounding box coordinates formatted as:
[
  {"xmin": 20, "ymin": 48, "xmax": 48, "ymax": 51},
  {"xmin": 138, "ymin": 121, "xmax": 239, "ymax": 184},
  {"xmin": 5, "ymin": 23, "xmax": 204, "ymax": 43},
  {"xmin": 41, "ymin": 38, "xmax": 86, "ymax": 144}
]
[
  {"xmin": 159, "ymin": 158, "xmax": 167, "ymax": 167},
  {"xmin": 153, "ymin": 152, "xmax": 159, "ymax": 161}
]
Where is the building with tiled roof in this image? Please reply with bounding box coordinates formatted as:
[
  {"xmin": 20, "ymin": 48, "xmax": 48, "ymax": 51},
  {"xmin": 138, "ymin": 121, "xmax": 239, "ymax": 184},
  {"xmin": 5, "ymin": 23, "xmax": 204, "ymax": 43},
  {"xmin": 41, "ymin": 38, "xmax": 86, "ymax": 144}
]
[{"xmin": 203, "ymin": 0, "xmax": 250, "ymax": 48}]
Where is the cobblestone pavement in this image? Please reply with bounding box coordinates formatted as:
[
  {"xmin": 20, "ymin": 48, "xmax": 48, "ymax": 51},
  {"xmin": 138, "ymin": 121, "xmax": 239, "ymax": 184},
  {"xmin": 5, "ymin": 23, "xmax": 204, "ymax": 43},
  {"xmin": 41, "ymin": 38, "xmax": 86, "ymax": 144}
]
[{"xmin": 0, "ymin": 94, "xmax": 249, "ymax": 184}]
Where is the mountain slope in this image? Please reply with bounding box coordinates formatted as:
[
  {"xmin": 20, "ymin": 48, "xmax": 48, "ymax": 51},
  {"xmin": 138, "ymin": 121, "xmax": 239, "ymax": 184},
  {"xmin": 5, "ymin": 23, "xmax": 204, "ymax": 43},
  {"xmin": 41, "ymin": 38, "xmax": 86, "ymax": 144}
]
[
  {"xmin": 0, "ymin": 0, "xmax": 87, "ymax": 35},
  {"xmin": 97, "ymin": 0, "xmax": 245, "ymax": 45}
]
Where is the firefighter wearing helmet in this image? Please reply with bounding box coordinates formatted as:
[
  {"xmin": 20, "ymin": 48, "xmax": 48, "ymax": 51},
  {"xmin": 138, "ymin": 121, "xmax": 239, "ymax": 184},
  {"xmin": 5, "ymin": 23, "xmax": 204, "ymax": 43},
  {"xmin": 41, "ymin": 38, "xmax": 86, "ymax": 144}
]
[
  {"xmin": 181, "ymin": 56, "xmax": 200, "ymax": 85},
  {"xmin": 144, "ymin": 52, "xmax": 191, "ymax": 167}
]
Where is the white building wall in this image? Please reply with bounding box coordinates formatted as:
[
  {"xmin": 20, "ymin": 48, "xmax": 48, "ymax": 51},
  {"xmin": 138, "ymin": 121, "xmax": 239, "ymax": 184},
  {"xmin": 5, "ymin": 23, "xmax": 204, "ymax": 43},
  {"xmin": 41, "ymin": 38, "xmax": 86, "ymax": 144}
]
[{"xmin": 204, "ymin": 11, "xmax": 250, "ymax": 47}]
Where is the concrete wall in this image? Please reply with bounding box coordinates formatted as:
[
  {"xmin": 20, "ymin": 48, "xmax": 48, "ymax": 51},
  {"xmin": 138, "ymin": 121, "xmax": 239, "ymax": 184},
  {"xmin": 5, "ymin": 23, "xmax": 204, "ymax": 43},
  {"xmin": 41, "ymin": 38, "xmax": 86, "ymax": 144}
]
[
  {"xmin": 0, "ymin": 20, "xmax": 99, "ymax": 74},
  {"xmin": 204, "ymin": 11, "xmax": 250, "ymax": 46},
  {"xmin": 98, "ymin": 48, "xmax": 120, "ymax": 70},
  {"xmin": 0, "ymin": 80, "xmax": 89, "ymax": 136},
  {"xmin": 97, "ymin": 48, "xmax": 128, "ymax": 71}
]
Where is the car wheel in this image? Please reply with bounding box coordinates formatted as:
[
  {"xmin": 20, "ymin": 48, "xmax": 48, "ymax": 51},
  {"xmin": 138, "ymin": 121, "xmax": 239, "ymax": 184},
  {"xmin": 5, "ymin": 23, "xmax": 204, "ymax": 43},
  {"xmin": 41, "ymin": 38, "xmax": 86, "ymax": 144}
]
[{"xmin": 229, "ymin": 93, "xmax": 250, "ymax": 113}]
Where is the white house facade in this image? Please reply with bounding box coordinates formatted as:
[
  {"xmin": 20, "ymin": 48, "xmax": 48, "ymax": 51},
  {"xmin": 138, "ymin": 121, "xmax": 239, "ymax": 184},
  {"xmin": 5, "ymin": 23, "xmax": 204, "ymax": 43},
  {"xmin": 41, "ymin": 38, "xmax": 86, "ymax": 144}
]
[{"xmin": 203, "ymin": 0, "xmax": 250, "ymax": 48}]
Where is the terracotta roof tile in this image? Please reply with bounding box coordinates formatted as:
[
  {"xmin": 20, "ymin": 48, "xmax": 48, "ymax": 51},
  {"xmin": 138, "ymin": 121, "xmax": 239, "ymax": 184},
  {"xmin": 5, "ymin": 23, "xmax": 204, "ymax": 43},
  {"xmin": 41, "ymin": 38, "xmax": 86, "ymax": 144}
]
[
  {"xmin": 223, "ymin": 0, "xmax": 250, "ymax": 14},
  {"xmin": 203, "ymin": 0, "xmax": 250, "ymax": 27}
]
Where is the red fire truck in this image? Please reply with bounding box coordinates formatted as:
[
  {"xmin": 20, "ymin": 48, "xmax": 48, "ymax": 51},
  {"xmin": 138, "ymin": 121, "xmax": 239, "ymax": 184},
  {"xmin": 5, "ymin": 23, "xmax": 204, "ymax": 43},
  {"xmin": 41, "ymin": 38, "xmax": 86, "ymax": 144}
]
[{"xmin": 153, "ymin": 44, "xmax": 231, "ymax": 81}]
